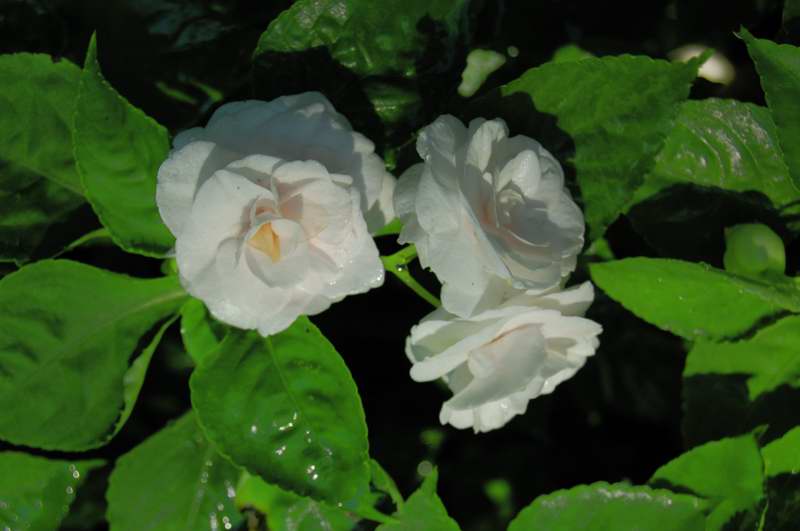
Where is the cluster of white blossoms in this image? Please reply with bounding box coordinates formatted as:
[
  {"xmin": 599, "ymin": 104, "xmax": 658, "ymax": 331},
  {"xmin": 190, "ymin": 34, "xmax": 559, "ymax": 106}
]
[{"xmin": 156, "ymin": 92, "xmax": 601, "ymax": 433}]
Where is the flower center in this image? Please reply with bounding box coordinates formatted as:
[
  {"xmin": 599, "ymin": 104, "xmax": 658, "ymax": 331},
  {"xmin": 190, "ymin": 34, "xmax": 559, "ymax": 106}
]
[{"xmin": 248, "ymin": 222, "xmax": 281, "ymax": 262}]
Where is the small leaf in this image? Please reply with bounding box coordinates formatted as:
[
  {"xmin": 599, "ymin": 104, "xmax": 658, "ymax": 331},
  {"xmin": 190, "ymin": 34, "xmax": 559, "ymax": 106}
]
[
  {"xmin": 0, "ymin": 260, "xmax": 187, "ymax": 450},
  {"xmin": 0, "ymin": 452, "xmax": 103, "ymax": 531},
  {"xmin": 761, "ymin": 427, "xmax": 800, "ymax": 529},
  {"xmin": 377, "ymin": 469, "xmax": 460, "ymax": 531},
  {"xmin": 741, "ymin": 29, "xmax": 800, "ymax": 190},
  {"xmin": 649, "ymin": 435, "xmax": 764, "ymax": 530},
  {"xmin": 107, "ymin": 413, "xmax": 243, "ymax": 531},
  {"xmin": 73, "ymin": 34, "xmax": 174, "ymax": 257},
  {"xmin": 590, "ymin": 258, "xmax": 799, "ymax": 340},
  {"xmin": 371, "ymin": 459, "xmax": 404, "ymax": 509},
  {"xmin": 190, "ymin": 319, "xmax": 370, "ymax": 505},
  {"xmin": 508, "ymin": 482, "xmax": 707, "ymax": 531},
  {"xmin": 180, "ymin": 298, "xmax": 226, "ymax": 365},
  {"xmin": 491, "ymin": 55, "xmax": 700, "ymax": 239}
]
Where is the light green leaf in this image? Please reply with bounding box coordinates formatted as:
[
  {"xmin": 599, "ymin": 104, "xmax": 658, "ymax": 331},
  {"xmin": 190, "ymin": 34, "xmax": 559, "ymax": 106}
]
[
  {"xmin": 761, "ymin": 427, "xmax": 800, "ymax": 529},
  {"xmin": 0, "ymin": 260, "xmax": 187, "ymax": 450},
  {"xmin": 107, "ymin": 413, "xmax": 243, "ymax": 531},
  {"xmin": 73, "ymin": 34, "xmax": 174, "ymax": 257},
  {"xmin": 741, "ymin": 29, "xmax": 800, "ymax": 189},
  {"xmin": 508, "ymin": 482, "xmax": 707, "ymax": 531},
  {"xmin": 371, "ymin": 459, "xmax": 404, "ymax": 509},
  {"xmin": 495, "ymin": 55, "xmax": 700, "ymax": 239},
  {"xmin": 0, "ymin": 452, "xmax": 103, "ymax": 531},
  {"xmin": 633, "ymin": 99, "xmax": 800, "ymax": 208},
  {"xmin": 0, "ymin": 53, "xmax": 83, "ymax": 194},
  {"xmin": 254, "ymin": 0, "xmax": 469, "ymax": 78},
  {"xmin": 236, "ymin": 472, "xmax": 357, "ymax": 531},
  {"xmin": 190, "ymin": 319, "xmax": 370, "ymax": 505},
  {"xmin": 180, "ymin": 298, "xmax": 226, "ymax": 365},
  {"xmin": 590, "ymin": 258, "xmax": 800, "ymax": 340},
  {"xmin": 377, "ymin": 469, "xmax": 460, "ymax": 531},
  {"xmin": 650, "ymin": 435, "xmax": 764, "ymax": 530}
]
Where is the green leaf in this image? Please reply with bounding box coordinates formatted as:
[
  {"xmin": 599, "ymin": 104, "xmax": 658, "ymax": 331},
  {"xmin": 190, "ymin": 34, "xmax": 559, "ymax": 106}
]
[
  {"xmin": 590, "ymin": 258, "xmax": 800, "ymax": 340},
  {"xmin": 0, "ymin": 260, "xmax": 187, "ymax": 450},
  {"xmin": 508, "ymin": 482, "xmax": 707, "ymax": 531},
  {"xmin": 377, "ymin": 469, "xmax": 460, "ymax": 531},
  {"xmin": 0, "ymin": 452, "xmax": 103, "ymax": 531},
  {"xmin": 180, "ymin": 298, "xmax": 226, "ymax": 365},
  {"xmin": 190, "ymin": 319, "xmax": 370, "ymax": 505},
  {"xmin": 741, "ymin": 29, "xmax": 800, "ymax": 190},
  {"xmin": 633, "ymin": 99, "xmax": 800, "ymax": 208},
  {"xmin": 0, "ymin": 160, "xmax": 84, "ymax": 263},
  {"xmin": 73, "ymin": 34, "xmax": 174, "ymax": 257},
  {"xmin": 761, "ymin": 427, "xmax": 800, "ymax": 529},
  {"xmin": 371, "ymin": 459, "xmax": 404, "ymax": 509},
  {"xmin": 493, "ymin": 55, "xmax": 700, "ymax": 239},
  {"xmin": 236, "ymin": 472, "xmax": 357, "ymax": 531},
  {"xmin": 0, "ymin": 53, "xmax": 84, "ymax": 194},
  {"xmin": 650, "ymin": 435, "xmax": 764, "ymax": 530},
  {"xmin": 107, "ymin": 413, "xmax": 243, "ymax": 531},
  {"xmin": 254, "ymin": 0, "xmax": 469, "ymax": 78}
]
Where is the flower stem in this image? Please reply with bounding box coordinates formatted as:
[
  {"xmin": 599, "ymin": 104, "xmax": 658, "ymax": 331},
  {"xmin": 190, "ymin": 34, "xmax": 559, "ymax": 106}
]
[{"xmin": 381, "ymin": 245, "xmax": 440, "ymax": 307}]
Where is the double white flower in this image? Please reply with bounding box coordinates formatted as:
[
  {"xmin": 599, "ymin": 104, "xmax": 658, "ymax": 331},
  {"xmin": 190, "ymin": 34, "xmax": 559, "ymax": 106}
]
[{"xmin": 397, "ymin": 116, "xmax": 601, "ymax": 432}]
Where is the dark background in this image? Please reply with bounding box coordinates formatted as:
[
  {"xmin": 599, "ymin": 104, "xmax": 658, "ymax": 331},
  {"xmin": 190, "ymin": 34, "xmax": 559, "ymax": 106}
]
[{"xmin": 1, "ymin": 0, "xmax": 796, "ymax": 529}]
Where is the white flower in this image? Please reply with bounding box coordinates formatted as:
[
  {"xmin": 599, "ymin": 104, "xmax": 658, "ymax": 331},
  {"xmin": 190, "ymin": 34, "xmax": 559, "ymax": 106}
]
[
  {"xmin": 406, "ymin": 282, "xmax": 601, "ymax": 433},
  {"xmin": 156, "ymin": 93, "xmax": 391, "ymax": 335},
  {"xmin": 395, "ymin": 115, "xmax": 584, "ymax": 318}
]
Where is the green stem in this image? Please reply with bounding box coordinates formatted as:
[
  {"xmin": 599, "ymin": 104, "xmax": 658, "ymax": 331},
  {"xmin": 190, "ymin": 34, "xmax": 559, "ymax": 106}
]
[{"xmin": 381, "ymin": 245, "xmax": 440, "ymax": 307}]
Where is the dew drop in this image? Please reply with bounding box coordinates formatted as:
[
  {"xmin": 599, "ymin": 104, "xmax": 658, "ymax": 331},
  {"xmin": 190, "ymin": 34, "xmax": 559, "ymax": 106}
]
[{"xmin": 250, "ymin": 424, "xmax": 259, "ymax": 435}]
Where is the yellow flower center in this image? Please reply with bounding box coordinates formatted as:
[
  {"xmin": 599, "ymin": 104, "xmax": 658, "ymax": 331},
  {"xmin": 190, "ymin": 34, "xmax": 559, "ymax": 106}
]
[{"xmin": 248, "ymin": 222, "xmax": 281, "ymax": 262}]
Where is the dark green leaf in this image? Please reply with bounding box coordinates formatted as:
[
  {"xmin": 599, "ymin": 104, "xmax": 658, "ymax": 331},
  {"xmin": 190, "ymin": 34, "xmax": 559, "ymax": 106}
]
[
  {"xmin": 0, "ymin": 452, "xmax": 102, "ymax": 531},
  {"xmin": 377, "ymin": 469, "xmax": 460, "ymax": 531},
  {"xmin": 190, "ymin": 319, "xmax": 370, "ymax": 505},
  {"xmin": 492, "ymin": 55, "xmax": 700, "ymax": 239},
  {"xmin": 590, "ymin": 258, "xmax": 799, "ymax": 340},
  {"xmin": 762, "ymin": 427, "xmax": 800, "ymax": 530},
  {"xmin": 180, "ymin": 298, "xmax": 225, "ymax": 365},
  {"xmin": 633, "ymin": 99, "xmax": 800, "ymax": 208},
  {"xmin": 741, "ymin": 29, "xmax": 800, "ymax": 190},
  {"xmin": 0, "ymin": 260, "xmax": 187, "ymax": 450},
  {"xmin": 107, "ymin": 413, "xmax": 243, "ymax": 531},
  {"xmin": 650, "ymin": 435, "xmax": 764, "ymax": 530},
  {"xmin": 508, "ymin": 482, "xmax": 707, "ymax": 531},
  {"xmin": 236, "ymin": 471, "xmax": 357, "ymax": 531},
  {"xmin": 73, "ymin": 34, "xmax": 174, "ymax": 257}
]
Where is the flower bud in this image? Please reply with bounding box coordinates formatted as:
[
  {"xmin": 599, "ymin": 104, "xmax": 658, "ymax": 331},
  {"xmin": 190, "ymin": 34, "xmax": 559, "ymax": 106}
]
[{"xmin": 723, "ymin": 223, "xmax": 785, "ymax": 276}]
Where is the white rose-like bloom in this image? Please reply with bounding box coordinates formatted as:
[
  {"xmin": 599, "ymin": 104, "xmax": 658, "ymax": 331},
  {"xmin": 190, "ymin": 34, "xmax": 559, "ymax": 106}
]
[
  {"xmin": 395, "ymin": 115, "xmax": 584, "ymax": 318},
  {"xmin": 406, "ymin": 282, "xmax": 601, "ymax": 433},
  {"xmin": 156, "ymin": 93, "xmax": 393, "ymax": 335}
]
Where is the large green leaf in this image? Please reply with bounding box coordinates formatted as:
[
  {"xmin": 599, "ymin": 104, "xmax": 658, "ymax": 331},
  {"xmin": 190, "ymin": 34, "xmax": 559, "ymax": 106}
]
[
  {"xmin": 649, "ymin": 435, "xmax": 764, "ymax": 530},
  {"xmin": 0, "ymin": 260, "xmax": 187, "ymax": 450},
  {"xmin": 0, "ymin": 53, "xmax": 83, "ymax": 193},
  {"xmin": 73, "ymin": 34, "xmax": 174, "ymax": 257},
  {"xmin": 107, "ymin": 413, "xmax": 243, "ymax": 531},
  {"xmin": 180, "ymin": 298, "xmax": 226, "ymax": 365},
  {"xmin": 507, "ymin": 482, "xmax": 707, "ymax": 531},
  {"xmin": 633, "ymin": 99, "xmax": 800, "ymax": 208},
  {"xmin": 377, "ymin": 470, "xmax": 460, "ymax": 531},
  {"xmin": 741, "ymin": 29, "xmax": 800, "ymax": 189},
  {"xmin": 682, "ymin": 316, "xmax": 800, "ymax": 446},
  {"xmin": 761, "ymin": 427, "xmax": 800, "ymax": 530},
  {"xmin": 492, "ymin": 55, "xmax": 699, "ymax": 239},
  {"xmin": 236, "ymin": 472, "xmax": 357, "ymax": 531},
  {"xmin": 0, "ymin": 452, "xmax": 103, "ymax": 531},
  {"xmin": 590, "ymin": 258, "xmax": 799, "ymax": 340},
  {"xmin": 190, "ymin": 319, "xmax": 370, "ymax": 505}
]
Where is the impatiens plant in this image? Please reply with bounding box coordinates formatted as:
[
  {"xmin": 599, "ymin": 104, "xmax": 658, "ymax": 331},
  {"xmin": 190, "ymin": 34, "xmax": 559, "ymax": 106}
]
[{"xmin": 2, "ymin": 1, "xmax": 800, "ymax": 531}]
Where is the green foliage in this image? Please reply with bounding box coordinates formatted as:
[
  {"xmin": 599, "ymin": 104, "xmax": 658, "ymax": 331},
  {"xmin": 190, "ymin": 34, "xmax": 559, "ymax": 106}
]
[
  {"xmin": 0, "ymin": 260, "xmax": 187, "ymax": 450},
  {"xmin": 493, "ymin": 55, "xmax": 700, "ymax": 239},
  {"xmin": 741, "ymin": 29, "xmax": 800, "ymax": 190},
  {"xmin": 724, "ymin": 223, "xmax": 787, "ymax": 277},
  {"xmin": 371, "ymin": 459, "xmax": 405, "ymax": 509},
  {"xmin": 74, "ymin": 34, "xmax": 174, "ymax": 257},
  {"xmin": 761, "ymin": 427, "xmax": 800, "ymax": 529},
  {"xmin": 508, "ymin": 482, "xmax": 707, "ymax": 531},
  {"xmin": 236, "ymin": 471, "xmax": 357, "ymax": 531},
  {"xmin": 107, "ymin": 413, "xmax": 242, "ymax": 531},
  {"xmin": 590, "ymin": 258, "xmax": 800, "ymax": 340},
  {"xmin": 180, "ymin": 298, "xmax": 225, "ymax": 365},
  {"xmin": 190, "ymin": 319, "xmax": 370, "ymax": 505},
  {"xmin": 0, "ymin": 452, "xmax": 102, "ymax": 531},
  {"xmin": 650, "ymin": 435, "xmax": 765, "ymax": 529},
  {"xmin": 377, "ymin": 469, "xmax": 460, "ymax": 531}
]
